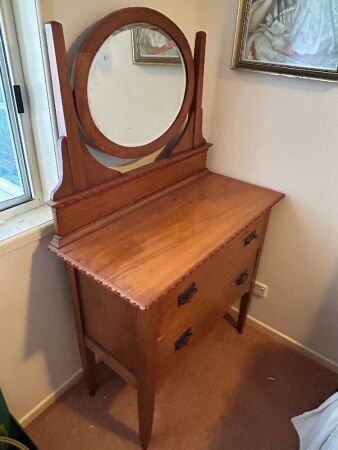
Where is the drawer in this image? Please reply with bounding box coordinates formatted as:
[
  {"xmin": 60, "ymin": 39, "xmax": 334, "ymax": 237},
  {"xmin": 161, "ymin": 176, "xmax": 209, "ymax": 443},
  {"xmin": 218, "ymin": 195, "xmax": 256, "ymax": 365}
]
[
  {"xmin": 157, "ymin": 250, "xmax": 258, "ymax": 378},
  {"xmin": 158, "ymin": 212, "xmax": 267, "ymax": 337}
]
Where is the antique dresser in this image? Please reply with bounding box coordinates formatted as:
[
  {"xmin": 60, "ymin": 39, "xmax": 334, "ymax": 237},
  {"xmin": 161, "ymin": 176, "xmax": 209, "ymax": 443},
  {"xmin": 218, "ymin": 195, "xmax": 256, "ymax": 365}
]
[{"xmin": 45, "ymin": 8, "xmax": 284, "ymax": 449}]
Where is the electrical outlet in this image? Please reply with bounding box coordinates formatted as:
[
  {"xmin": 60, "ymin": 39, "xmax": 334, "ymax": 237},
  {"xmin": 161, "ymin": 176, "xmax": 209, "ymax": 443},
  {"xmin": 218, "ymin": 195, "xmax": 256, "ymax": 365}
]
[{"xmin": 253, "ymin": 281, "xmax": 268, "ymax": 298}]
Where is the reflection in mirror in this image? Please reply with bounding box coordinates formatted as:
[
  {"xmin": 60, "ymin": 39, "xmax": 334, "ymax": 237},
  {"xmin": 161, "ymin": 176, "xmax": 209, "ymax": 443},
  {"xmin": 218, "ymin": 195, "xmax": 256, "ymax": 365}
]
[
  {"xmin": 88, "ymin": 145, "xmax": 164, "ymax": 173},
  {"xmin": 87, "ymin": 119, "xmax": 186, "ymax": 173},
  {"xmin": 87, "ymin": 24, "xmax": 186, "ymax": 149}
]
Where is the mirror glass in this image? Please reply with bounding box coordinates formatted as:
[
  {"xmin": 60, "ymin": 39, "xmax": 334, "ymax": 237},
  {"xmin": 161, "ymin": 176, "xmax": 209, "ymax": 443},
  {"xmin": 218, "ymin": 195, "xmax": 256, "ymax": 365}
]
[
  {"xmin": 86, "ymin": 118, "xmax": 186, "ymax": 173},
  {"xmin": 88, "ymin": 145, "xmax": 166, "ymax": 173},
  {"xmin": 87, "ymin": 24, "xmax": 186, "ymax": 148}
]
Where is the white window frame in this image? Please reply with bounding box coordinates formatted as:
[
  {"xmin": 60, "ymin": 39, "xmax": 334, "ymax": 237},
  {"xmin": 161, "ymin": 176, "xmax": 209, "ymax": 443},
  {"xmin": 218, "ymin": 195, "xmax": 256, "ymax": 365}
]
[
  {"xmin": 0, "ymin": 46, "xmax": 31, "ymax": 210},
  {"xmin": 0, "ymin": 0, "xmax": 44, "ymax": 220}
]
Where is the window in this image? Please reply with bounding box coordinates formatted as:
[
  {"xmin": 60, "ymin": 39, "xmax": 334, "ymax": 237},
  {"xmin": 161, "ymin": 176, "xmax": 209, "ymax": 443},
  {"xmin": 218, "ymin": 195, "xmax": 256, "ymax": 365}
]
[
  {"xmin": 0, "ymin": 32, "xmax": 31, "ymax": 210},
  {"xmin": 0, "ymin": 0, "xmax": 43, "ymax": 218}
]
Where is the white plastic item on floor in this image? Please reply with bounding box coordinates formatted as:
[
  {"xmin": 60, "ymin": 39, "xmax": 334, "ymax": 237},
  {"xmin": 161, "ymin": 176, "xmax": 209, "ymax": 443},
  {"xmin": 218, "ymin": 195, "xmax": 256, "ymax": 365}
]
[{"xmin": 292, "ymin": 392, "xmax": 338, "ymax": 450}]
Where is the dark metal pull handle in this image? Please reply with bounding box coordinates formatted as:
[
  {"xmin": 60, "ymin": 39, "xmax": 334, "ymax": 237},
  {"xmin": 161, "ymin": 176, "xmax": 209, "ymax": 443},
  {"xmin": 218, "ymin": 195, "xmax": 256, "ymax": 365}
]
[
  {"xmin": 177, "ymin": 282, "xmax": 197, "ymax": 306},
  {"xmin": 236, "ymin": 271, "xmax": 249, "ymax": 286},
  {"xmin": 244, "ymin": 230, "xmax": 258, "ymax": 246},
  {"xmin": 175, "ymin": 327, "xmax": 193, "ymax": 351}
]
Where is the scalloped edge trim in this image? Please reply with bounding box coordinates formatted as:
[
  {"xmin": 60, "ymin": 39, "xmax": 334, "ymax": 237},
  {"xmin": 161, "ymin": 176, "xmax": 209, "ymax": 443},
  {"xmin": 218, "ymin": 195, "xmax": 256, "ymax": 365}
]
[{"xmin": 49, "ymin": 201, "xmax": 281, "ymax": 310}]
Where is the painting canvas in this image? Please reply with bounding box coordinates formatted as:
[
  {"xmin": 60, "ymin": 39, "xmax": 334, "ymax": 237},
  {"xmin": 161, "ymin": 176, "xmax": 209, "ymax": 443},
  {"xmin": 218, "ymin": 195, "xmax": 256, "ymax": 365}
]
[
  {"xmin": 232, "ymin": 0, "xmax": 338, "ymax": 81},
  {"xmin": 132, "ymin": 27, "xmax": 181, "ymax": 65}
]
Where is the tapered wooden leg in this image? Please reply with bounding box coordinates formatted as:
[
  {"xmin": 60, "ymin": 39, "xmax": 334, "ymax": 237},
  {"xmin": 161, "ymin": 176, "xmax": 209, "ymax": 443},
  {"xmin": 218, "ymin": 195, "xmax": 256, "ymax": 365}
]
[
  {"xmin": 237, "ymin": 292, "xmax": 251, "ymax": 334},
  {"xmin": 83, "ymin": 346, "xmax": 97, "ymax": 396},
  {"xmin": 136, "ymin": 307, "xmax": 158, "ymax": 449},
  {"xmin": 137, "ymin": 382, "xmax": 155, "ymax": 449},
  {"xmin": 67, "ymin": 265, "xmax": 97, "ymax": 396}
]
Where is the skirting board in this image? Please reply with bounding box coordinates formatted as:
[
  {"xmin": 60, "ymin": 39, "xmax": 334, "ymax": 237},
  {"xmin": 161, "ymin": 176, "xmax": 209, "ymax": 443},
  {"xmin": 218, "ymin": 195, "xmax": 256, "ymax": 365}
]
[
  {"xmin": 19, "ymin": 368, "xmax": 83, "ymax": 428},
  {"xmin": 231, "ymin": 307, "xmax": 338, "ymax": 374}
]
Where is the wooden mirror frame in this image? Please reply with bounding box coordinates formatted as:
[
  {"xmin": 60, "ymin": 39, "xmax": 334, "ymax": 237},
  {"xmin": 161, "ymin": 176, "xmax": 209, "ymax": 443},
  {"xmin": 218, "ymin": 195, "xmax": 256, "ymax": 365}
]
[
  {"xmin": 45, "ymin": 7, "xmax": 210, "ymax": 248},
  {"xmin": 73, "ymin": 7, "xmax": 195, "ymax": 159}
]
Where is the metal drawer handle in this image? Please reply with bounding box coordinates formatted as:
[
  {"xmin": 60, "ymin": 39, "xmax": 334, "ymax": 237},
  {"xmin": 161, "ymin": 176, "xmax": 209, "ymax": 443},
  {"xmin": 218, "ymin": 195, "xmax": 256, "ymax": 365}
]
[
  {"xmin": 175, "ymin": 327, "xmax": 193, "ymax": 351},
  {"xmin": 244, "ymin": 230, "xmax": 258, "ymax": 246},
  {"xmin": 177, "ymin": 282, "xmax": 197, "ymax": 306},
  {"xmin": 236, "ymin": 271, "xmax": 249, "ymax": 286}
]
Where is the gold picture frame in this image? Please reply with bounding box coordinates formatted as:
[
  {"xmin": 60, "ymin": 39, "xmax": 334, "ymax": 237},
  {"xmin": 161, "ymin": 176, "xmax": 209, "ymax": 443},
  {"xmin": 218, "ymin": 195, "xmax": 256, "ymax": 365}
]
[
  {"xmin": 131, "ymin": 27, "xmax": 181, "ymax": 65},
  {"xmin": 232, "ymin": 0, "xmax": 338, "ymax": 82}
]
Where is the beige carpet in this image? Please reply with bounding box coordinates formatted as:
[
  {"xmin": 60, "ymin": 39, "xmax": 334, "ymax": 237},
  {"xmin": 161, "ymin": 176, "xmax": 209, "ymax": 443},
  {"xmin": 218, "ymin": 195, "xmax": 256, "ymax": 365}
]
[{"xmin": 27, "ymin": 316, "xmax": 338, "ymax": 450}]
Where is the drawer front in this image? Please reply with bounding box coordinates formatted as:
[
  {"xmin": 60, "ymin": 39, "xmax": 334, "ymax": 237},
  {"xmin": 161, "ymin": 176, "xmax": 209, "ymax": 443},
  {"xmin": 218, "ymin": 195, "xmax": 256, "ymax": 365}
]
[
  {"xmin": 157, "ymin": 250, "xmax": 258, "ymax": 378},
  {"xmin": 159, "ymin": 213, "xmax": 267, "ymax": 337}
]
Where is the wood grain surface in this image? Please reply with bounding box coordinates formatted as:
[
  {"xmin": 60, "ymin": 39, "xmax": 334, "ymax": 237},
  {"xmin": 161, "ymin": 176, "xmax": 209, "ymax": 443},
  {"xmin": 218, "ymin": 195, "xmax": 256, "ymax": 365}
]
[
  {"xmin": 158, "ymin": 213, "xmax": 267, "ymax": 335},
  {"xmin": 50, "ymin": 146, "xmax": 208, "ymax": 239},
  {"xmin": 50, "ymin": 173, "xmax": 284, "ymax": 309}
]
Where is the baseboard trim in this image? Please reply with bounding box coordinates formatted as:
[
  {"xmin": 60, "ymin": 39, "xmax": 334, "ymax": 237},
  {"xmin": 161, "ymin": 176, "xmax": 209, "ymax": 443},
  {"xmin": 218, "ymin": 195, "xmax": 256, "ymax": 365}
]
[
  {"xmin": 232, "ymin": 307, "xmax": 338, "ymax": 374},
  {"xmin": 19, "ymin": 368, "xmax": 83, "ymax": 428}
]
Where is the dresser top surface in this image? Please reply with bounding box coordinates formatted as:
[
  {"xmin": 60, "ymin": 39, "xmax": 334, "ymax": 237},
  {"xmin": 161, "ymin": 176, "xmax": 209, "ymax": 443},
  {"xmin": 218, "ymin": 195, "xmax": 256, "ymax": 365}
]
[{"xmin": 50, "ymin": 172, "xmax": 284, "ymax": 309}]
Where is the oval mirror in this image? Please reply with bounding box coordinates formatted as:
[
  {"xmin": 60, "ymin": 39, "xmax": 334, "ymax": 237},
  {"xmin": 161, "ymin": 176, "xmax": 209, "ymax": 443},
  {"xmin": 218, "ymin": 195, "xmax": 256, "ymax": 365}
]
[{"xmin": 87, "ymin": 25, "xmax": 186, "ymax": 149}]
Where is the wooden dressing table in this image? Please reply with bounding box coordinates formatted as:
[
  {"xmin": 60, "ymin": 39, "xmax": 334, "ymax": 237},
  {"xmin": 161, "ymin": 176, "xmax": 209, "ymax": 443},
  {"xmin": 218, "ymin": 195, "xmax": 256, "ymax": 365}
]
[{"xmin": 45, "ymin": 8, "xmax": 284, "ymax": 449}]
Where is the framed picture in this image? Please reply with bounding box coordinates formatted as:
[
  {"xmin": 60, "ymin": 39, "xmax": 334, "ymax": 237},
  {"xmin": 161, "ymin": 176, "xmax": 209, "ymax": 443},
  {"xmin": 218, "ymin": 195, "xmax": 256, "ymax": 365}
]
[
  {"xmin": 131, "ymin": 27, "xmax": 181, "ymax": 65},
  {"xmin": 232, "ymin": 0, "xmax": 338, "ymax": 82}
]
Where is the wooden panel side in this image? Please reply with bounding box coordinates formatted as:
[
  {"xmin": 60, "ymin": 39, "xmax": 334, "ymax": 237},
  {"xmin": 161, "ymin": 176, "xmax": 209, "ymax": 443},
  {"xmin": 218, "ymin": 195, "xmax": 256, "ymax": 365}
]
[
  {"xmin": 77, "ymin": 271, "xmax": 138, "ymax": 375},
  {"xmin": 85, "ymin": 336, "xmax": 137, "ymax": 386}
]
